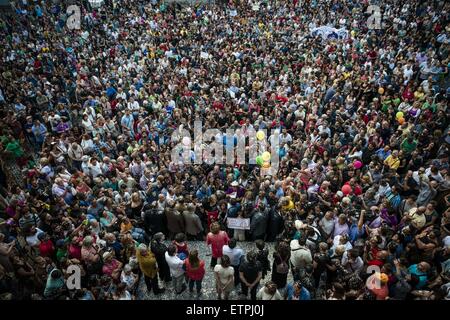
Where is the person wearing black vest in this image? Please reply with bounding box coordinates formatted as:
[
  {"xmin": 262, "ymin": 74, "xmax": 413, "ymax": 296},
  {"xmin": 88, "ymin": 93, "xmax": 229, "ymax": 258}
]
[{"xmin": 150, "ymin": 232, "xmax": 172, "ymax": 288}]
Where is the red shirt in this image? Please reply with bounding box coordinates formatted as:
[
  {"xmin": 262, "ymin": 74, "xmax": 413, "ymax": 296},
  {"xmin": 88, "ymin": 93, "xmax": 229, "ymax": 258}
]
[
  {"xmin": 206, "ymin": 231, "xmax": 229, "ymax": 258},
  {"xmin": 367, "ymin": 247, "xmax": 383, "ymax": 267},
  {"xmin": 276, "ymin": 95, "xmax": 288, "ymax": 104},
  {"xmin": 363, "ymin": 114, "xmax": 370, "ymax": 124},
  {"xmin": 213, "ymin": 101, "xmax": 224, "ymax": 110},
  {"xmin": 206, "ymin": 210, "xmax": 219, "ymax": 229},
  {"xmin": 39, "ymin": 240, "xmax": 55, "ymax": 258},
  {"xmin": 173, "ymin": 241, "xmax": 189, "ymax": 256},
  {"xmin": 371, "ymin": 285, "xmax": 389, "ymax": 300},
  {"xmin": 34, "ymin": 60, "xmax": 42, "ymax": 70},
  {"xmin": 353, "ymin": 185, "xmax": 363, "ymax": 196},
  {"xmin": 402, "ymin": 88, "xmax": 414, "ymax": 101},
  {"xmin": 184, "ymin": 259, "xmax": 206, "ymax": 281},
  {"xmin": 368, "ymin": 50, "xmax": 377, "ymax": 60},
  {"xmin": 68, "ymin": 243, "xmax": 82, "ymax": 260}
]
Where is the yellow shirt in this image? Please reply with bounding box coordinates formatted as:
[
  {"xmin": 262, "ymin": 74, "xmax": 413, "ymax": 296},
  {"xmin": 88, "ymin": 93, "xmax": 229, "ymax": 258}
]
[
  {"xmin": 384, "ymin": 155, "xmax": 400, "ymax": 170},
  {"xmin": 414, "ymin": 91, "xmax": 425, "ymax": 100},
  {"xmin": 410, "ymin": 212, "xmax": 426, "ymax": 229},
  {"xmin": 137, "ymin": 250, "xmax": 157, "ymax": 278},
  {"xmin": 120, "ymin": 221, "xmax": 133, "ymax": 234},
  {"xmin": 282, "ymin": 199, "xmax": 295, "ymax": 212}
]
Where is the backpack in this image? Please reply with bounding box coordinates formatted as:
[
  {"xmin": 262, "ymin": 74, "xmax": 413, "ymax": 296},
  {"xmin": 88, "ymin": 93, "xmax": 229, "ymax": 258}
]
[{"xmin": 276, "ymin": 255, "xmax": 289, "ymax": 274}]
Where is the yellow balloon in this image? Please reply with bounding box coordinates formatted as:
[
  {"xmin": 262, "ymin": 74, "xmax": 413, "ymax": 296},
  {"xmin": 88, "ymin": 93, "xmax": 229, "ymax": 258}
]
[
  {"xmin": 378, "ymin": 87, "xmax": 384, "ymax": 94},
  {"xmin": 256, "ymin": 131, "xmax": 265, "ymax": 141},
  {"xmin": 262, "ymin": 162, "xmax": 270, "ymax": 169},
  {"xmin": 262, "ymin": 152, "xmax": 271, "ymax": 162}
]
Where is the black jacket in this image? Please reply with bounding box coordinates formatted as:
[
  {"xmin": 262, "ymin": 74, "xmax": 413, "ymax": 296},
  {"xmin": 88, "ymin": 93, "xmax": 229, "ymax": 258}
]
[
  {"xmin": 267, "ymin": 209, "xmax": 284, "ymax": 241},
  {"xmin": 143, "ymin": 209, "xmax": 167, "ymax": 236},
  {"xmin": 151, "ymin": 240, "xmax": 169, "ymax": 268}
]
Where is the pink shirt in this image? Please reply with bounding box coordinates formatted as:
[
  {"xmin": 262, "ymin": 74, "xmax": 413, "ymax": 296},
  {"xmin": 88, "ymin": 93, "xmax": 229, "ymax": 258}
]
[
  {"xmin": 103, "ymin": 259, "xmax": 120, "ymax": 276},
  {"xmin": 207, "ymin": 231, "xmax": 229, "ymax": 258},
  {"xmin": 81, "ymin": 246, "xmax": 98, "ymax": 264}
]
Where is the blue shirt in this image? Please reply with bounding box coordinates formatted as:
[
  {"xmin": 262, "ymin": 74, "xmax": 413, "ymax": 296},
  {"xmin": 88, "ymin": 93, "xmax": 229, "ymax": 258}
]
[
  {"xmin": 349, "ymin": 223, "xmax": 365, "ymax": 243},
  {"xmin": 35, "ymin": 6, "xmax": 43, "ymax": 17},
  {"xmin": 275, "ymin": 187, "xmax": 284, "ymax": 198},
  {"xmin": 408, "ymin": 264, "xmax": 428, "ymax": 289},
  {"xmin": 375, "ymin": 148, "xmax": 391, "ymax": 161},
  {"xmin": 323, "ymin": 87, "xmax": 336, "ymax": 104},
  {"xmin": 31, "ymin": 124, "xmax": 47, "ymax": 142},
  {"xmin": 106, "ymin": 87, "xmax": 117, "ymax": 98},
  {"xmin": 286, "ymin": 283, "xmax": 311, "ymax": 300},
  {"xmin": 196, "ymin": 187, "xmax": 211, "ymax": 201}
]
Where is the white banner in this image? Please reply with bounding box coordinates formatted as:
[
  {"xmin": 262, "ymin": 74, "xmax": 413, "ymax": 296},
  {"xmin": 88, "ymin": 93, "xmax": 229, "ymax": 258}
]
[
  {"xmin": 310, "ymin": 26, "xmax": 348, "ymax": 41},
  {"xmin": 227, "ymin": 218, "xmax": 250, "ymax": 230}
]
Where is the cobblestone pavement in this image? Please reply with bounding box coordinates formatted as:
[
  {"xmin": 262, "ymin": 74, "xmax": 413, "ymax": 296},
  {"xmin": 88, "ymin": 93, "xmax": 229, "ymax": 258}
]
[{"xmin": 136, "ymin": 241, "xmax": 293, "ymax": 300}]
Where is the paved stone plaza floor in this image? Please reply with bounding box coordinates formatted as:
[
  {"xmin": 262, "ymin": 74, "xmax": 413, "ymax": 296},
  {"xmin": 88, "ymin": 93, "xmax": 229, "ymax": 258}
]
[{"xmin": 136, "ymin": 241, "xmax": 293, "ymax": 300}]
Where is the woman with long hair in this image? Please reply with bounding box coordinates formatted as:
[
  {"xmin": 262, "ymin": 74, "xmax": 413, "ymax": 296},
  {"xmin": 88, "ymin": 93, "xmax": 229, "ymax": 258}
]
[
  {"xmin": 271, "ymin": 240, "xmax": 291, "ymax": 290},
  {"xmin": 184, "ymin": 249, "xmax": 206, "ymax": 297}
]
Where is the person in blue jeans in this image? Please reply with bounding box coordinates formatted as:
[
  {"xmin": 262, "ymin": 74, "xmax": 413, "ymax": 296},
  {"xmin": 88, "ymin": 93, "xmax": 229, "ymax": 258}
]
[
  {"xmin": 285, "ymin": 281, "xmax": 311, "ymax": 300},
  {"xmin": 184, "ymin": 250, "xmax": 206, "ymax": 298}
]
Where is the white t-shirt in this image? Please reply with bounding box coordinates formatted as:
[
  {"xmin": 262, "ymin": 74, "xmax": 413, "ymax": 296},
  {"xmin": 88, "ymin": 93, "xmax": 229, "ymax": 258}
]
[
  {"xmin": 127, "ymin": 101, "xmax": 140, "ymax": 111},
  {"xmin": 403, "ymin": 66, "xmax": 414, "ymax": 81},
  {"xmin": 81, "ymin": 139, "xmax": 94, "ymax": 152},
  {"xmin": 214, "ymin": 265, "xmax": 234, "ymax": 286},
  {"xmin": 26, "ymin": 228, "xmax": 44, "ymax": 247},
  {"xmin": 331, "ymin": 235, "xmax": 353, "ymax": 253},
  {"xmin": 165, "ymin": 252, "xmax": 184, "ymax": 278},
  {"xmin": 89, "ymin": 163, "xmax": 102, "ymax": 178},
  {"xmin": 82, "ymin": 118, "xmax": 94, "ymax": 133},
  {"xmin": 425, "ymin": 168, "xmax": 444, "ymax": 183},
  {"xmin": 222, "ymin": 245, "xmax": 244, "ymax": 266},
  {"xmin": 52, "ymin": 183, "xmax": 68, "ymax": 197},
  {"xmin": 256, "ymin": 287, "xmax": 283, "ymax": 300},
  {"xmin": 320, "ymin": 217, "xmax": 335, "ymax": 236}
]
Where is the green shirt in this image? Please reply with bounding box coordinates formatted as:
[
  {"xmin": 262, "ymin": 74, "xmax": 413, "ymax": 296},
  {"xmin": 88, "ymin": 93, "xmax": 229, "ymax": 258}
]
[
  {"xmin": 0, "ymin": 135, "xmax": 9, "ymax": 145},
  {"xmin": 401, "ymin": 139, "xmax": 417, "ymax": 154},
  {"xmin": 103, "ymin": 181, "xmax": 119, "ymax": 191},
  {"xmin": 56, "ymin": 248, "xmax": 67, "ymax": 262},
  {"xmin": 422, "ymin": 101, "xmax": 436, "ymax": 112},
  {"xmin": 381, "ymin": 100, "xmax": 392, "ymax": 113},
  {"xmin": 6, "ymin": 140, "xmax": 24, "ymax": 158}
]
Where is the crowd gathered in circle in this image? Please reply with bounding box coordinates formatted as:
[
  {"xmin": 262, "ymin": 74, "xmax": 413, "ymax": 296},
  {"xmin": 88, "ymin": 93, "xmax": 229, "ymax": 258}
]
[{"xmin": 0, "ymin": 0, "xmax": 449, "ymax": 300}]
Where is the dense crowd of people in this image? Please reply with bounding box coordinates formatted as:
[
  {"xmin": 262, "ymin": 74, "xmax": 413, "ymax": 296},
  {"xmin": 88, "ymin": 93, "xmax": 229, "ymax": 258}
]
[{"xmin": 0, "ymin": 0, "xmax": 449, "ymax": 300}]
